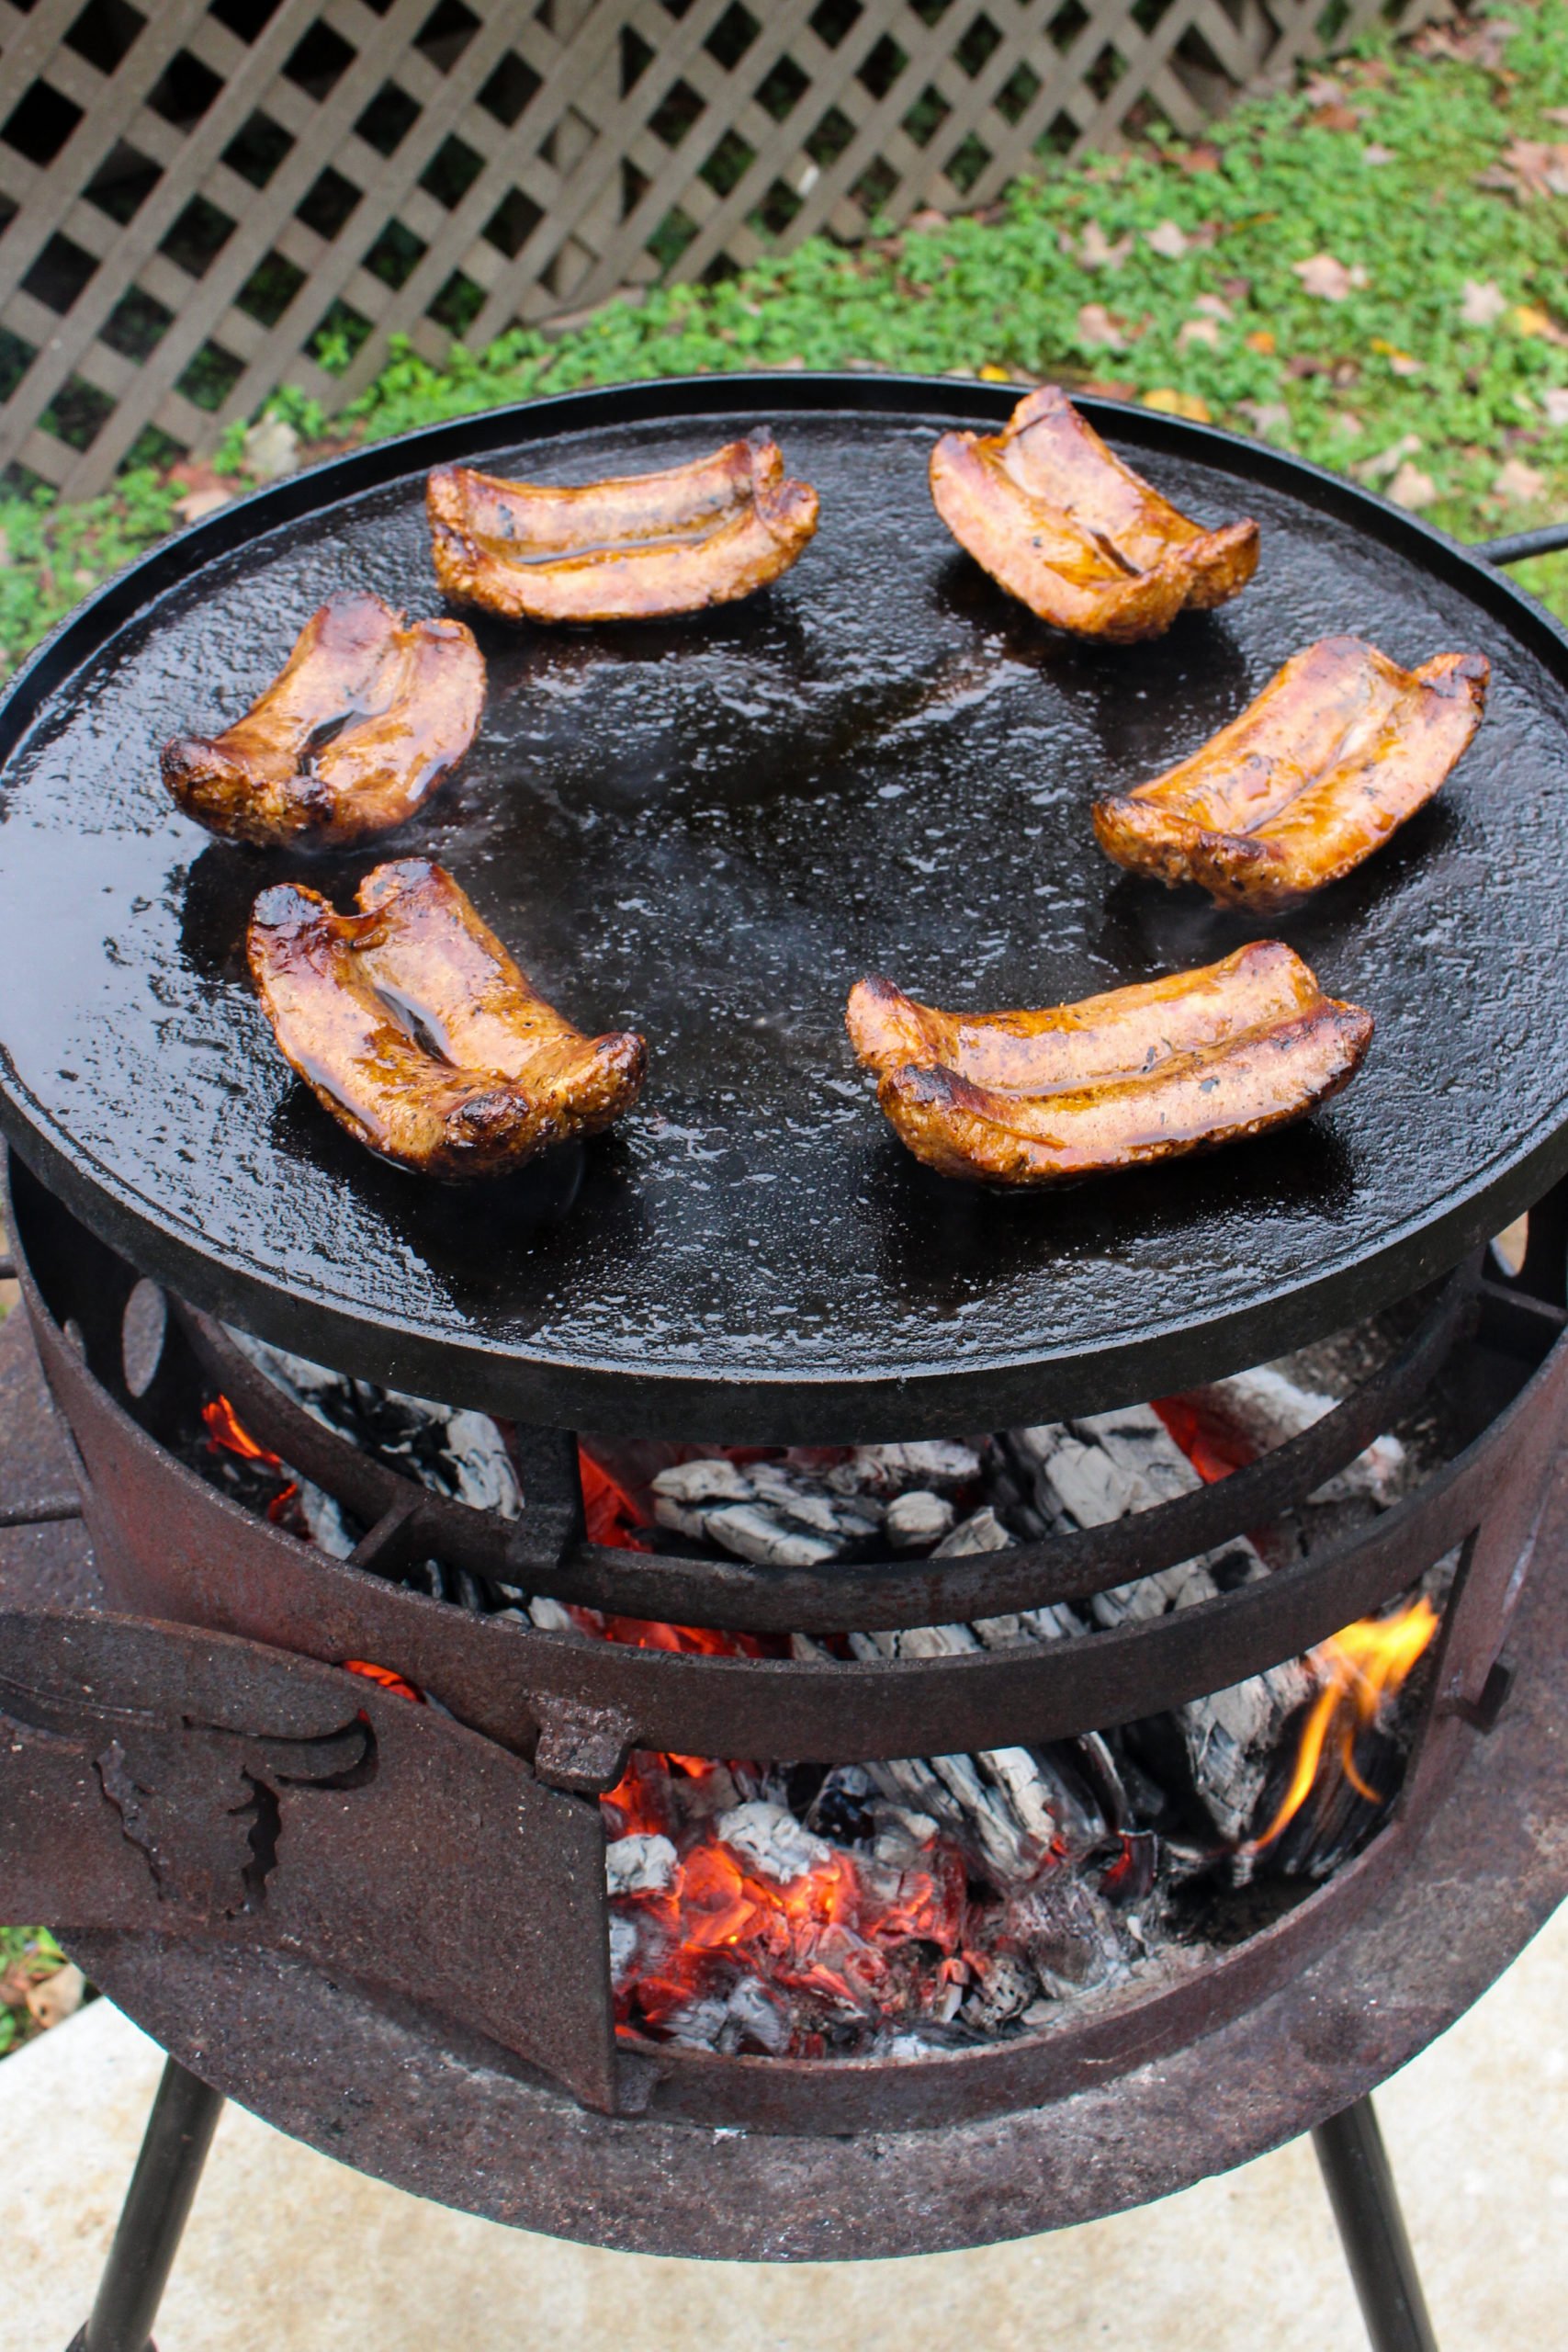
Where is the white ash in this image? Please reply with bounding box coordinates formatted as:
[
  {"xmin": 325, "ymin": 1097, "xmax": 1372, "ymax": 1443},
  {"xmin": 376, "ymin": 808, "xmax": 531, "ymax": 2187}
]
[
  {"xmin": 292, "ymin": 1478, "xmax": 358, "ymax": 1560},
  {"xmin": 665, "ymin": 1979, "xmax": 793, "ymax": 2057},
  {"xmin": 650, "ymin": 1457, "xmax": 884, "ymax": 1566},
  {"xmin": 885, "ymin": 1490, "xmax": 956, "ymax": 1549},
  {"xmin": 999, "ymin": 1872, "xmax": 1132, "ymax": 2001},
  {"xmin": 716, "ymin": 1801, "xmax": 832, "ymax": 1883},
  {"xmin": 1009, "ymin": 1405, "xmax": 1314, "ymax": 1849},
  {"xmin": 806, "ymin": 1618, "xmax": 1104, "ymax": 1884},
  {"xmin": 608, "ymin": 1914, "xmax": 641, "ymax": 1991},
  {"xmin": 960, "ymin": 1950, "xmax": 1037, "ymax": 2032},
  {"xmin": 604, "ymin": 1832, "xmax": 678, "ymax": 1898},
  {"xmin": 786, "ymin": 1406, "xmax": 1320, "ymax": 1858},
  {"xmin": 933, "ymin": 1504, "xmax": 1015, "ymax": 1556},
  {"xmin": 221, "ymin": 1327, "xmax": 523, "ymax": 1519},
  {"xmin": 823, "ymin": 1441, "xmax": 983, "ymax": 1498}
]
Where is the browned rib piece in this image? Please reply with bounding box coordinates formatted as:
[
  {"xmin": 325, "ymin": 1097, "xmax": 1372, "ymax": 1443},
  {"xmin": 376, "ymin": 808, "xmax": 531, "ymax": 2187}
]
[
  {"xmin": 929, "ymin": 386, "xmax": 1258, "ymax": 641},
  {"xmin": 426, "ymin": 431, "xmax": 819, "ymax": 623},
  {"xmin": 845, "ymin": 941, "xmax": 1371, "ymax": 1186},
  {"xmin": 1093, "ymin": 636, "xmax": 1489, "ymax": 910},
  {"xmin": 248, "ymin": 858, "xmax": 646, "ymax": 1179},
  {"xmin": 162, "ymin": 592, "xmax": 485, "ymax": 849}
]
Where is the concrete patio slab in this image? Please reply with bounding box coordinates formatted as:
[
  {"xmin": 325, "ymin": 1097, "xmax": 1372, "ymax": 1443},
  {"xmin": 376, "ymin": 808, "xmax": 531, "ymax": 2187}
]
[{"xmin": 4, "ymin": 1895, "xmax": 1564, "ymax": 2350}]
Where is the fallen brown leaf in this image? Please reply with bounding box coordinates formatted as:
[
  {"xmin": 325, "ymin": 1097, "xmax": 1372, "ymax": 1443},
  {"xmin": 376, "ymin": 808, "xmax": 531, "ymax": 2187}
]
[
  {"xmin": 1460, "ymin": 277, "xmax": 1508, "ymax": 327},
  {"xmin": 1076, "ymin": 301, "xmax": 1128, "ymax": 350},
  {"xmin": 1479, "ymin": 138, "xmax": 1568, "ymax": 200},
  {"xmin": 1078, "ymin": 220, "xmax": 1134, "ymax": 270},
  {"xmin": 1388, "ymin": 461, "xmax": 1438, "ymax": 511},
  {"xmin": 1292, "ymin": 253, "xmax": 1369, "ymax": 300},
  {"xmin": 26, "ymin": 1962, "xmax": 85, "ymax": 2030},
  {"xmin": 1494, "ymin": 456, "xmax": 1549, "ymax": 503},
  {"xmin": 1244, "ymin": 328, "xmax": 1277, "ymax": 356},
  {"xmin": 1357, "ymin": 432, "xmax": 1423, "ymax": 484}
]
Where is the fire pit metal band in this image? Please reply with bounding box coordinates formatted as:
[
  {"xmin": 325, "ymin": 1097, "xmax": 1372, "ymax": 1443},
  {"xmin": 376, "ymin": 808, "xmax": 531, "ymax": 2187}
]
[{"xmin": 13, "ymin": 1157, "xmax": 1562, "ymax": 1777}]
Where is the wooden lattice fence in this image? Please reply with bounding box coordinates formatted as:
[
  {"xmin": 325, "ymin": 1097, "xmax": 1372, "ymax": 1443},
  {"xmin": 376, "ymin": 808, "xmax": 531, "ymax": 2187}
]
[{"xmin": 0, "ymin": 0, "xmax": 1428, "ymax": 499}]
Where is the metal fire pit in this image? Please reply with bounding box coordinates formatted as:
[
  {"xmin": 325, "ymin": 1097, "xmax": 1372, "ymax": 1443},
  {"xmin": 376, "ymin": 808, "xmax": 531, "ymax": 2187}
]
[{"xmin": 2, "ymin": 378, "xmax": 1568, "ymax": 2347}]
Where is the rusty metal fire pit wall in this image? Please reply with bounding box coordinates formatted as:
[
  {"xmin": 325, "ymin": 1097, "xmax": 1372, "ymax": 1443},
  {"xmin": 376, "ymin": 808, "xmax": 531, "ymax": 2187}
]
[{"xmin": 4, "ymin": 1151, "xmax": 1565, "ymax": 2132}]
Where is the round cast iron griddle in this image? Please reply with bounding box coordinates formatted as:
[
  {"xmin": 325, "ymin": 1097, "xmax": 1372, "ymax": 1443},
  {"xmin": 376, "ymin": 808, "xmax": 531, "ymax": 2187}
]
[{"xmin": 2, "ymin": 374, "xmax": 1567, "ymax": 1442}]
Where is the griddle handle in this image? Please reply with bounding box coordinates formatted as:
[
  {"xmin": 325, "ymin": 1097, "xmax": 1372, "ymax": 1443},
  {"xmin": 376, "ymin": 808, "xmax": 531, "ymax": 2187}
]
[{"xmin": 1476, "ymin": 524, "xmax": 1568, "ymax": 566}]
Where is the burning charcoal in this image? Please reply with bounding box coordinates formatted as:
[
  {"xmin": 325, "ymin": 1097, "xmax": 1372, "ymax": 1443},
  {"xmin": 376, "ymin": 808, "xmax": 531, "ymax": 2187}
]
[
  {"xmin": 292, "ymin": 1478, "xmax": 358, "ymax": 1558},
  {"xmin": 823, "ymin": 1440, "xmax": 983, "ymax": 1498},
  {"xmin": 674, "ymin": 1761, "xmax": 744, "ymax": 1819},
  {"xmin": 960, "ymin": 1950, "xmax": 1039, "ymax": 2032},
  {"xmin": 703, "ymin": 1504, "xmax": 841, "ymax": 1566},
  {"xmin": 608, "ymin": 1914, "xmax": 640, "ymax": 1992},
  {"xmin": 933, "ymin": 1505, "xmax": 1015, "ymax": 1555},
  {"xmin": 1102, "ymin": 1828, "xmax": 1160, "ymax": 1905},
  {"xmin": 1186, "ymin": 1365, "xmax": 1407, "ymax": 1504},
  {"xmin": 604, "ymin": 1832, "xmax": 678, "ymax": 1897},
  {"xmin": 650, "ymin": 1457, "xmax": 885, "ymax": 1565},
  {"xmin": 807, "ymin": 1764, "xmax": 877, "ymax": 1845},
  {"xmin": 716, "ymin": 1800, "xmax": 833, "ymax": 1883},
  {"xmin": 719, "ymin": 1975, "xmax": 793, "ymax": 2055},
  {"xmin": 1003, "ymin": 1872, "xmax": 1131, "ymax": 2001},
  {"xmin": 870, "ymin": 1804, "xmax": 942, "ymax": 1870},
  {"xmin": 223, "ymin": 1328, "xmax": 523, "ymax": 1516},
  {"xmin": 885, "ymin": 1490, "xmax": 956, "ymax": 1549},
  {"xmin": 651, "ymin": 1457, "xmax": 758, "ymax": 1510}
]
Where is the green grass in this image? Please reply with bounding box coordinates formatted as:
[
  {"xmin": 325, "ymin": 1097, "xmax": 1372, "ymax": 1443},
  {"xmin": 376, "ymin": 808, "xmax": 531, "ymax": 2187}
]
[{"xmin": 5, "ymin": 3, "xmax": 1568, "ymax": 669}]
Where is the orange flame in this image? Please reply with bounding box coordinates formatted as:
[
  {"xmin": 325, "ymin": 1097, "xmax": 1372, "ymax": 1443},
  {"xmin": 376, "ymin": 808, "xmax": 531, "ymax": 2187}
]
[
  {"xmin": 202, "ymin": 1394, "xmax": 283, "ymax": 1467},
  {"xmin": 1245, "ymin": 1598, "xmax": 1440, "ymax": 1857},
  {"xmin": 1151, "ymin": 1394, "xmax": 1255, "ymax": 1485},
  {"xmin": 578, "ymin": 1447, "xmax": 653, "ymax": 1551}
]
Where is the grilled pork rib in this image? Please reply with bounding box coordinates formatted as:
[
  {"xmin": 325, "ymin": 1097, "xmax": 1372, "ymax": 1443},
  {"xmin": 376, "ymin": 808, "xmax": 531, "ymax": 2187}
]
[
  {"xmin": 162, "ymin": 592, "xmax": 485, "ymax": 848},
  {"xmin": 1093, "ymin": 636, "xmax": 1489, "ymax": 910},
  {"xmin": 846, "ymin": 941, "xmax": 1371, "ymax": 1185},
  {"xmin": 426, "ymin": 431, "xmax": 819, "ymax": 623},
  {"xmin": 929, "ymin": 386, "xmax": 1258, "ymax": 641},
  {"xmin": 248, "ymin": 858, "xmax": 646, "ymax": 1178}
]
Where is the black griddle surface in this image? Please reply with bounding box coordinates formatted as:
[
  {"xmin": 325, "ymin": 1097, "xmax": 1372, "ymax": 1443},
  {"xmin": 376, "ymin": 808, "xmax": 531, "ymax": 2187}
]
[{"xmin": 2, "ymin": 377, "xmax": 1567, "ymax": 1440}]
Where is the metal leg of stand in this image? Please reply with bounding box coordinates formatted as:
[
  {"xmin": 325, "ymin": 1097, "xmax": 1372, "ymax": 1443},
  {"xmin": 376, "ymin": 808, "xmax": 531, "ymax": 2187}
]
[
  {"xmin": 65, "ymin": 2054, "xmax": 225, "ymax": 2352},
  {"xmin": 1313, "ymin": 2094, "xmax": 1439, "ymax": 2352}
]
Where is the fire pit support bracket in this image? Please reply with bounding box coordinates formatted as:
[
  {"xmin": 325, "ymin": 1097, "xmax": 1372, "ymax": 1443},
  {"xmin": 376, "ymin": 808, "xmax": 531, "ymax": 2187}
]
[
  {"xmin": 1312, "ymin": 2095, "xmax": 1440, "ymax": 2352},
  {"xmin": 64, "ymin": 2053, "xmax": 224, "ymax": 2352}
]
